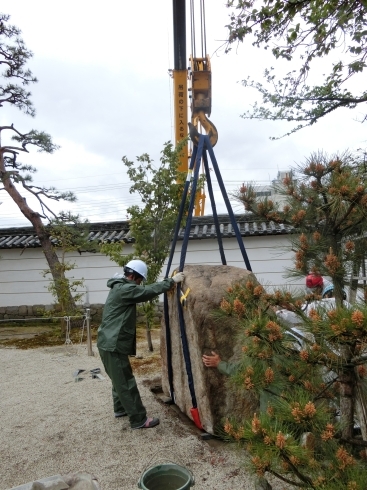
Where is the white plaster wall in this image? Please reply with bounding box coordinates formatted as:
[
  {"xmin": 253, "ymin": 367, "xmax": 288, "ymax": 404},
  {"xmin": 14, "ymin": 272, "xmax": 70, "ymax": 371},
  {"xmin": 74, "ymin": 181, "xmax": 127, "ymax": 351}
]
[
  {"xmin": 0, "ymin": 235, "xmax": 301, "ymax": 307},
  {"xmin": 168, "ymin": 236, "xmax": 299, "ymax": 289},
  {"xmin": 0, "ymin": 244, "xmax": 134, "ymax": 307}
]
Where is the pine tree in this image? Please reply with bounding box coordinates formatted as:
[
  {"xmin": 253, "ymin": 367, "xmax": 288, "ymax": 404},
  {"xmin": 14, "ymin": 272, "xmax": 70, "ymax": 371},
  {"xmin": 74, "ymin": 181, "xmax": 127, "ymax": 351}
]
[
  {"xmin": 219, "ymin": 280, "xmax": 367, "ymax": 489},
  {"xmin": 0, "ymin": 14, "xmax": 80, "ymax": 312},
  {"xmin": 233, "ymin": 151, "xmax": 367, "ymax": 307},
  {"xmin": 220, "ymin": 151, "xmax": 367, "ymax": 488}
]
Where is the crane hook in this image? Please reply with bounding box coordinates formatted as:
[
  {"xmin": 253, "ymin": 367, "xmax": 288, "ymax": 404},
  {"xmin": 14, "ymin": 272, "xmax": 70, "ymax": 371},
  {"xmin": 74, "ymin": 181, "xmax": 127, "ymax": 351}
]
[{"xmin": 188, "ymin": 111, "xmax": 218, "ymax": 148}]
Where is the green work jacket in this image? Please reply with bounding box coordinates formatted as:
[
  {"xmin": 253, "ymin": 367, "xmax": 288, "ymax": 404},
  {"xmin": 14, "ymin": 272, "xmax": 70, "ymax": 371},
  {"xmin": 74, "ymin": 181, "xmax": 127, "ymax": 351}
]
[
  {"xmin": 217, "ymin": 360, "xmax": 237, "ymax": 377},
  {"xmin": 97, "ymin": 276, "xmax": 174, "ymax": 355}
]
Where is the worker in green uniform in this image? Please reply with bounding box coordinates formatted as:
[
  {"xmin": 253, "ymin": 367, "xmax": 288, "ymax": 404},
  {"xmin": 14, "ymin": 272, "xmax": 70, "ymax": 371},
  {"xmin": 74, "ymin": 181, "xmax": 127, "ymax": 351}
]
[
  {"xmin": 202, "ymin": 351, "xmax": 271, "ymax": 412},
  {"xmin": 202, "ymin": 351, "xmax": 236, "ymax": 376},
  {"xmin": 98, "ymin": 259, "xmax": 184, "ymax": 429}
]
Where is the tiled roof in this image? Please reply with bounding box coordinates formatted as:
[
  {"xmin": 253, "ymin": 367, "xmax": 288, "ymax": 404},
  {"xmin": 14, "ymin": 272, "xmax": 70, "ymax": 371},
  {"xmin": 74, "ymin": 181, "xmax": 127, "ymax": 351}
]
[{"xmin": 0, "ymin": 215, "xmax": 294, "ymax": 249}]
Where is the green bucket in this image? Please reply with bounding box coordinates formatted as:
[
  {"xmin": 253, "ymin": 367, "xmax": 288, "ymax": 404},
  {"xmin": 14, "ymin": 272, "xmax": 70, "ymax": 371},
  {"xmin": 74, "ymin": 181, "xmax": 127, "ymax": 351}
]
[{"xmin": 138, "ymin": 462, "xmax": 195, "ymax": 490}]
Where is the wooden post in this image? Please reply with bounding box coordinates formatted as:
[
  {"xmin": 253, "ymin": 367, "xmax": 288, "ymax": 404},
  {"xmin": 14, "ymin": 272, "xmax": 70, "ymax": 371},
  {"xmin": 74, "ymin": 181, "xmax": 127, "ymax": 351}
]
[{"xmin": 86, "ymin": 308, "xmax": 93, "ymax": 356}]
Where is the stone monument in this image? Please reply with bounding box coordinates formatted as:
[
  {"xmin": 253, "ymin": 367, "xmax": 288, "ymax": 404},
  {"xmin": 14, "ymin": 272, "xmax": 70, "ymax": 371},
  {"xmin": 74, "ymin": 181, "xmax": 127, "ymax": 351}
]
[{"xmin": 161, "ymin": 264, "xmax": 259, "ymax": 434}]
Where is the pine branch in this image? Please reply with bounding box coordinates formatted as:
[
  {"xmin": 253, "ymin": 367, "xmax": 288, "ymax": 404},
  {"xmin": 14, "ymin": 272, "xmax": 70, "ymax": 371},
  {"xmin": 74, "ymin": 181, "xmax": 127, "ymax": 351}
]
[
  {"xmin": 267, "ymin": 466, "xmax": 311, "ymax": 488},
  {"xmin": 338, "ymin": 437, "xmax": 367, "ymax": 447}
]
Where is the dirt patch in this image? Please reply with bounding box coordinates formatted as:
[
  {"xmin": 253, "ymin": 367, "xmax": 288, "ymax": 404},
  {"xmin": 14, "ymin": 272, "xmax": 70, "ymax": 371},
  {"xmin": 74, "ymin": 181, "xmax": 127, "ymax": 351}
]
[
  {"xmin": 0, "ymin": 325, "xmax": 54, "ymax": 340},
  {"xmin": 0, "ymin": 323, "xmax": 163, "ymax": 376},
  {"xmin": 0, "ymin": 323, "xmax": 99, "ymax": 349},
  {"xmin": 131, "ymin": 353, "xmax": 162, "ymax": 376}
]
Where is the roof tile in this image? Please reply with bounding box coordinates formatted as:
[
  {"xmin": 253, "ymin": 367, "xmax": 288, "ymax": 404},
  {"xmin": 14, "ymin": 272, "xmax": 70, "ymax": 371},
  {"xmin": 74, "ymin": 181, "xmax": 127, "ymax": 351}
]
[{"xmin": 0, "ymin": 215, "xmax": 294, "ymax": 249}]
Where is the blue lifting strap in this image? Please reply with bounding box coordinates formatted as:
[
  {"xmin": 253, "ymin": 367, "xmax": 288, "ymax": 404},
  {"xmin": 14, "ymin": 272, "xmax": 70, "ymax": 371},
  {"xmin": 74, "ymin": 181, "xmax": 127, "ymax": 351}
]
[
  {"xmin": 163, "ymin": 145, "xmax": 198, "ymax": 400},
  {"xmin": 163, "ymin": 134, "xmax": 252, "ymax": 418},
  {"xmin": 202, "ymin": 150, "xmax": 226, "ymax": 265},
  {"xmin": 205, "ymin": 137, "xmax": 252, "ymax": 271}
]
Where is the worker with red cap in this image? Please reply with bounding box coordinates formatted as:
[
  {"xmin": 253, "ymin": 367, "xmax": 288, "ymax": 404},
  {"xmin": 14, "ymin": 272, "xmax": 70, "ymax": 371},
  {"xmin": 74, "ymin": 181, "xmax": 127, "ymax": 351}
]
[{"xmin": 305, "ymin": 273, "xmax": 324, "ymax": 294}]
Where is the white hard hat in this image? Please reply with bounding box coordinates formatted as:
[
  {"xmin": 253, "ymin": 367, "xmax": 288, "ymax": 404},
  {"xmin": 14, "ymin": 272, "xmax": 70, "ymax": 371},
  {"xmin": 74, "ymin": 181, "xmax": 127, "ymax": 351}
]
[
  {"xmin": 322, "ymin": 284, "xmax": 334, "ymax": 298},
  {"xmin": 124, "ymin": 259, "xmax": 148, "ymax": 280},
  {"xmin": 322, "ymin": 283, "xmax": 347, "ymax": 300}
]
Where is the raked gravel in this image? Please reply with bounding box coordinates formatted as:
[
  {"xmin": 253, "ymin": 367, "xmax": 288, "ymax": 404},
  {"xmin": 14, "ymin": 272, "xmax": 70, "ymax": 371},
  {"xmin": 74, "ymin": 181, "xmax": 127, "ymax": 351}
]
[{"xmin": 0, "ymin": 340, "xmax": 293, "ymax": 490}]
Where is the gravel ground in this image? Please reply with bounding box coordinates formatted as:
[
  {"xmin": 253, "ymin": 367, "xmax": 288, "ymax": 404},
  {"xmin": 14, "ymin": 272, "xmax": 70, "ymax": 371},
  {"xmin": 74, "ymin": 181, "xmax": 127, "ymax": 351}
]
[{"xmin": 0, "ymin": 337, "xmax": 292, "ymax": 490}]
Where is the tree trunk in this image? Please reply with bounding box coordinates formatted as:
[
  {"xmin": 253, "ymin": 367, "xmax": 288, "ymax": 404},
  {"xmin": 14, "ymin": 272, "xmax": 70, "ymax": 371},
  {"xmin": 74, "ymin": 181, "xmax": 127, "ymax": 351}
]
[
  {"xmin": 330, "ymin": 238, "xmax": 345, "ymax": 307},
  {"xmin": 349, "ymin": 258, "xmax": 361, "ymax": 304},
  {"xmin": 338, "ymin": 347, "xmax": 356, "ymax": 440},
  {"xmin": 349, "ymin": 243, "xmax": 366, "ymax": 304},
  {"xmin": 355, "ymin": 385, "xmax": 367, "ymax": 457},
  {"xmin": 143, "ymin": 301, "xmax": 155, "ymax": 352},
  {"xmin": 0, "ymin": 154, "xmax": 76, "ymax": 312},
  {"xmin": 146, "ymin": 320, "xmax": 154, "ymax": 352},
  {"xmin": 37, "ymin": 228, "xmax": 76, "ymax": 312}
]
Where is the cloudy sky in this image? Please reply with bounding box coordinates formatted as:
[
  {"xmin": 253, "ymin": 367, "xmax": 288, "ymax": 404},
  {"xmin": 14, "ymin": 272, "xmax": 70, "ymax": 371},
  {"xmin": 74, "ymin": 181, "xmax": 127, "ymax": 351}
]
[{"xmin": 0, "ymin": 0, "xmax": 366, "ymax": 228}]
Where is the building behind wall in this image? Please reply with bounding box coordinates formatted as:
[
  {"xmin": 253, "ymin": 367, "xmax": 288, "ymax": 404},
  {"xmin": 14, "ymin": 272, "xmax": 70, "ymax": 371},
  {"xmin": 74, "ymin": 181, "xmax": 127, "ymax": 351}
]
[{"xmin": 251, "ymin": 170, "xmax": 294, "ymax": 208}]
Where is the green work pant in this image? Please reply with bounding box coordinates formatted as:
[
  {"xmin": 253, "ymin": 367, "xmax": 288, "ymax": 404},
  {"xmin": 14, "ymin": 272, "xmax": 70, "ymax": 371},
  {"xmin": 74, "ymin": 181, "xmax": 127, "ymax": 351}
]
[{"xmin": 98, "ymin": 348, "xmax": 147, "ymax": 428}]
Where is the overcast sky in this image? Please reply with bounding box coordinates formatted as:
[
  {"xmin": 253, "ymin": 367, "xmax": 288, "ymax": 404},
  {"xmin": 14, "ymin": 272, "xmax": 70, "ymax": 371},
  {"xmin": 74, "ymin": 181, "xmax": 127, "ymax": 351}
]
[{"xmin": 0, "ymin": 0, "xmax": 366, "ymax": 228}]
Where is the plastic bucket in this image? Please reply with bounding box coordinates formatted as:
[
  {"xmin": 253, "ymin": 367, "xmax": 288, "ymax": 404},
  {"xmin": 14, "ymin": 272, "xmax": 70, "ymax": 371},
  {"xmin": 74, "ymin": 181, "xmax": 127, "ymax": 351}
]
[{"xmin": 138, "ymin": 463, "xmax": 194, "ymax": 490}]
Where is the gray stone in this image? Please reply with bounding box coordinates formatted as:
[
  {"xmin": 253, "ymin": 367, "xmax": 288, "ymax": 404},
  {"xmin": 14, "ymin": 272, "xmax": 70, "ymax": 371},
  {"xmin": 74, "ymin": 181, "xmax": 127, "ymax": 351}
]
[
  {"xmin": 161, "ymin": 264, "xmax": 259, "ymax": 434},
  {"xmin": 51, "ymin": 304, "xmax": 62, "ymax": 312},
  {"xmin": 63, "ymin": 472, "xmax": 100, "ymax": 490},
  {"xmin": 9, "ymin": 474, "xmax": 69, "ymax": 490},
  {"xmin": 19, "ymin": 305, "xmax": 28, "ymax": 316},
  {"xmin": 5, "ymin": 306, "xmax": 19, "ymax": 316},
  {"xmin": 31, "ymin": 483, "xmax": 46, "ymax": 490},
  {"xmin": 9, "ymin": 473, "xmax": 101, "ymax": 490}
]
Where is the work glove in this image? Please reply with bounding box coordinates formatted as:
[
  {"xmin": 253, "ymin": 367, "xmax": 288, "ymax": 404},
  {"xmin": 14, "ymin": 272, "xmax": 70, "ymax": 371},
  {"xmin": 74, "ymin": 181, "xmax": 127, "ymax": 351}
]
[{"xmin": 172, "ymin": 272, "xmax": 185, "ymax": 283}]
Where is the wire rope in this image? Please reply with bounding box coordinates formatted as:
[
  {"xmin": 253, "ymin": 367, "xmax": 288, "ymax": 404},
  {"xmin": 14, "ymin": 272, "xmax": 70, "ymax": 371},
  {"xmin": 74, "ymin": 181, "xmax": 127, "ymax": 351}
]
[
  {"xmin": 190, "ymin": 0, "xmax": 196, "ymax": 60},
  {"xmin": 64, "ymin": 316, "xmax": 72, "ymax": 345},
  {"xmin": 203, "ymin": 0, "xmax": 207, "ymax": 57},
  {"xmin": 200, "ymin": 0, "xmax": 207, "ymax": 59},
  {"xmin": 190, "ymin": 0, "xmax": 207, "ymax": 61}
]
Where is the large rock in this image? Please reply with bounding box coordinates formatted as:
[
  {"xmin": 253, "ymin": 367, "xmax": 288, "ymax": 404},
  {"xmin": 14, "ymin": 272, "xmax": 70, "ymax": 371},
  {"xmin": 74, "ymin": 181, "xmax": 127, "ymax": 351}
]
[{"xmin": 161, "ymin": 264, "xmax": 259, "ymax": 434}]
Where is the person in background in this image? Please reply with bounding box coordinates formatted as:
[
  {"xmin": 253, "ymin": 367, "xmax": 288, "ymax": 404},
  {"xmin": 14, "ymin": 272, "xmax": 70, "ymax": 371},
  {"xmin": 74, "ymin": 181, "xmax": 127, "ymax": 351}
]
[
  {"xmin": 97, "ymin": 260, "xmax": 184, "ymax": 429},
  {"xmin": 202, "ymin": 351, "xmax": 236, "ymax": 376},
  {"xmin": 277, "ymin": 276, "xmax": 350, "ymax": 327},
  {"xmin": 202, "ymin": 351, "xmax": 273, "ymax": 411},
  {"xmin": 305, "ymin": 272, "xmax": 334, "ymax": 296},
  {"xmin": 203, "ymin": 276, "xmax": 350, "ymax": 419},
  {"xmin": 305, "ymin": 272, "xmax": 324, "ymax": 295},
  {"xmin": 322, "ymin": 283, "xmax": 347, "ymax": 300}
]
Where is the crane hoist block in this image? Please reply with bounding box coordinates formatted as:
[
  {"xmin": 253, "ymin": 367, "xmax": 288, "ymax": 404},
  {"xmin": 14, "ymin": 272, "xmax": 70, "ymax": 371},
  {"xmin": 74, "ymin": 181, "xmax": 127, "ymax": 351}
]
[
  {"xmin": 192, "ymin": 70, "xmax": 211, "ymax": 91},
  {"xmin": 191, "ymin": 71, "xmax": 211, "ymax": 115},
  {"xmin": 190, "ymin": 55, "xmax": 212, "ymax": 116}
]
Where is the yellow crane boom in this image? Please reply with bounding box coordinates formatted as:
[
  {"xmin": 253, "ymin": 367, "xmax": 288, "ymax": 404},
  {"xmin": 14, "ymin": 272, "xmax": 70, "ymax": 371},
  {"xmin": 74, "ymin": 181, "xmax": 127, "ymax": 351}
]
[
  {"xmin": 172, "ymin": 0, "xmax": 189, "ymax": 174},
  {"xmin": 172, "ymin": 0, "xmax": 217, "ymax": 216}
]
